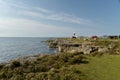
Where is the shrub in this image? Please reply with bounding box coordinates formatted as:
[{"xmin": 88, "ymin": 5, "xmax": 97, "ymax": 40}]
[
  {"xmin": 35, "ymin": 65, "xmax": 50, "ymax": 72},
  {"xmin": 10, "ymin": 75, "xmax": 23, "ymax": 80},
  {"xmin": 25, "ymin": 73, "xmax": 35, "ymax": 79},
  {"xmin": 0, "ymin": 64, "xmax": 4, "ymax": 70},
  {"xmin": 28, "ymin": 65, "xmax": 49, "ymax": 73},
  {"xmin": 68, "ymin": 55, "xmax": 86, "ymax": 64},
  {"xmin": 13, "ymin": 67, "xmax": 23, "ymax": 75},
  {"xmin": 35, "ymin": 73, "xmax": 48, "ymax": 80},
  {"xmin": 58, "ymin": 53, "xmax": 73, "ymax": 63},
  {"xmin": 0, "ymin": 71, "xmax": 6, "ymax": 78},
  {"xmin": 53, "ymin": 61, "xmax": 63, "ymax": 69},
  {"xmin": 48, "ymin": 72, "xmax": 60, "ymax": 80},
  {"xmin": 0, "ymin": 68, "xmax": 13, "ymax": 79},
  {"xmin": 10, "ymin": 61, "xmax": 21, "ymax": 69},
  {"xmin": 23, "ymin": 60, "xmax": 30, "ymax": 67},
  {"xmin": 60, "ymin": 67, "xmax": 81, "ymax": 80},
  {"xmin": 44, "ymin": 58, "xmax": 56, "ymax": 65}
]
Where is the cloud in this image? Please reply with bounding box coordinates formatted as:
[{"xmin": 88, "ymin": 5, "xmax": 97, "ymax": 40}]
[
  {"xmin": 0, "ymin": 0, "xmax": 94, "ymax": 37},
  {"xmin": 46, "ymin": 13, "xmax": 91, "ymax": 25},
  {"xmin": 34, "ymin": 7, "xmax": 51, "ymax": 13},
  {"xmin": 0, "ymin": 18, "xmax": 87, "ymax": 37},
  {"xmin": 0, "ymin": 0, "xmax": 91, "ymax": 25},
  {"xmin": 21, "ymin": 10, "xmax": 91, "ymax": 25}
]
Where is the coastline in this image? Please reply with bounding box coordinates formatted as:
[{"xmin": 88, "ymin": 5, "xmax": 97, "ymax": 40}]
[
  {"xmin": 0, "ymin": 37, "xmax": 59, "ymax": 65},
  {"xmin": 0, "ymin": 37, "xmax": 58, "ymax": 64},
  {"xmin": 0, "ymin": 51, "xmax": 86, "ymax": 80},
  {"xmin": 0, "ymin": 38, "xmax": 120, "ymax": 80}
]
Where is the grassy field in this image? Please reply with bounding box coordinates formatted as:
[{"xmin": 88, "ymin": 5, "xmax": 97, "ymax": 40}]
[{"xmin": 75, "ymin": 54, "xmax": 120, "ymax": 80}]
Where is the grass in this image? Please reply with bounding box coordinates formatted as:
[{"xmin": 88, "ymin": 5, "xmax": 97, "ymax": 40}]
[{"xmin": 75, "ymin": 54, "xmax": 120, "ymax": 80}]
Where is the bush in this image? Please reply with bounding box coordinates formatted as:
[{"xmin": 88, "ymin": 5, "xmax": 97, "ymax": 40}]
[
  {"xmin": 0, "ymin": 64, "xmax": 4, "ymax": 70},
  {"xmin": 13, "ymin": 67, "xmax": 23, "ymax": 75},
  {"xmin": 25, "ymin": 73, "xmax": 35, "ymax": 79},
  {"xmin": 10, "ymin": 61, "xmax": 21, "ymax": 69},
  {"xmin": 60, "ymin": 67, "xmax": 81, "ymax": 80},
  {"xmin": 68, "ymin": 55, "xmax": 86, "ymax": 64},
  {"xmin": 35, "ymin": 65, "xmax": 50, "ymax": 72},
  {"xmin": 53, "ymin": 61, "xmax": 64, "ymax": 69},
  {"xmin": 28, "ymin": 65, "xmax": 49, "ymax": 73},
  {"xmin": 35, "ymin": 73, "xmax": 48, "ymax": 80},
  {"xmin": 0, "ymin": 71, "xmax": 6, "ymax": 78},
  {"xmin": 58, "ymin": 53, "xmax": 74, "ymax": 63},
  {"xmin": 48, "ymin": 72, "xmax": 60, "ymax": 80},
  {"xmin": 0, "ymin": 68, "xmax": 13, "ymax": 79},
  {"xmin": 10, "ymin": 75, "xmax": 23, "ymax": 80}
]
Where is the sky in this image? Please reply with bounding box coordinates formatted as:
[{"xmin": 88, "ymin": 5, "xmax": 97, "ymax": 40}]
[{"xmin": 0, "ymin": 0, "xmax": 120, "ymax": 37}]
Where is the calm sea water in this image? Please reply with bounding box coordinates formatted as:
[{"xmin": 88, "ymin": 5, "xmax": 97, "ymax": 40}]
[{"xmin": 0, "ymin": 37, "xmax": 57, "ymax": 63}]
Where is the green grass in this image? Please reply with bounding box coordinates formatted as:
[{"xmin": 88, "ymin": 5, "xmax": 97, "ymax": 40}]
[{"xmin": 75, "ymin": 54, "xmax": 120, "ymax": 80}]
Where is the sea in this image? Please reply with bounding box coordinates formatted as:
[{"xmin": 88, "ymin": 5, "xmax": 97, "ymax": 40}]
[{"xmin": 0, "ymin": 37, "xmax": 57, "ymax": 63}]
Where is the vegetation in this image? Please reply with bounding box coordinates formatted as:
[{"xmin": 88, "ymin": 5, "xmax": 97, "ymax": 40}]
[
  {"xmin": 77, "ymin": 54, "xmax": 120, "ymax": 80},
  {"xmin": 0, "ymin": 52, "xmax": 87, "ymax": 80},
  {"xmin": 0, "ymin": 38, "xmax": 120, "ymax": 80}
]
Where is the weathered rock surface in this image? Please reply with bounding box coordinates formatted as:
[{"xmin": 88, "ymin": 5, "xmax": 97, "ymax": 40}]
[
  {"xmin": 58, "ymin": 43, "xmax": 108, "ymax": 54},
  {"xmin": 47, "ymin": 38, "xmax": 120, "ymax": 54},
  {"xmin": 48, "ymin": 39, "xmax": 109, "ymax": 54}
]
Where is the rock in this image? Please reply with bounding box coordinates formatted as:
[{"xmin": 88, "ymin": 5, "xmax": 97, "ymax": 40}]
[
  {"xmin": 49, "ymin": 42, "xmax": 58, "ymax": 48},
  {"xmin": 108, "ymin": 43, "xmax": 116, "ymax": 49},
  {"xmin": 81, "ymin": 46, "xmax": 98, "ymax": 54},
  {"xmin": 47, "ymin": 39, "xmax": 112, "ymax": 55},
  {"xmin": 58, "ymin": 43, "xmax": 108, "ymax": 54},
  {"xmin": 58, "ymin": 43, "xmax": 82, "ymax": 53},
  {"xmin": 98, "ymin": 47, "xmax": 109, "ymax": 53}
]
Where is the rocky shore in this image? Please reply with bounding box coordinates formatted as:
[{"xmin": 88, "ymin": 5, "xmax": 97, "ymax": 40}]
[
  {"xmin": 48, "ymin": 38, "xmax": 120, "ymax": 55},
  {"xmin": 0, "ymin": 51, "xmax": 87, "ymax": 80}
]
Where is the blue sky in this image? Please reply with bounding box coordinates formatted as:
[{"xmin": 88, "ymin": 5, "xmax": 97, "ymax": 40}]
[{"xmin": 0, "ymin": 0, "xmax": 120, "ymax": 37}]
